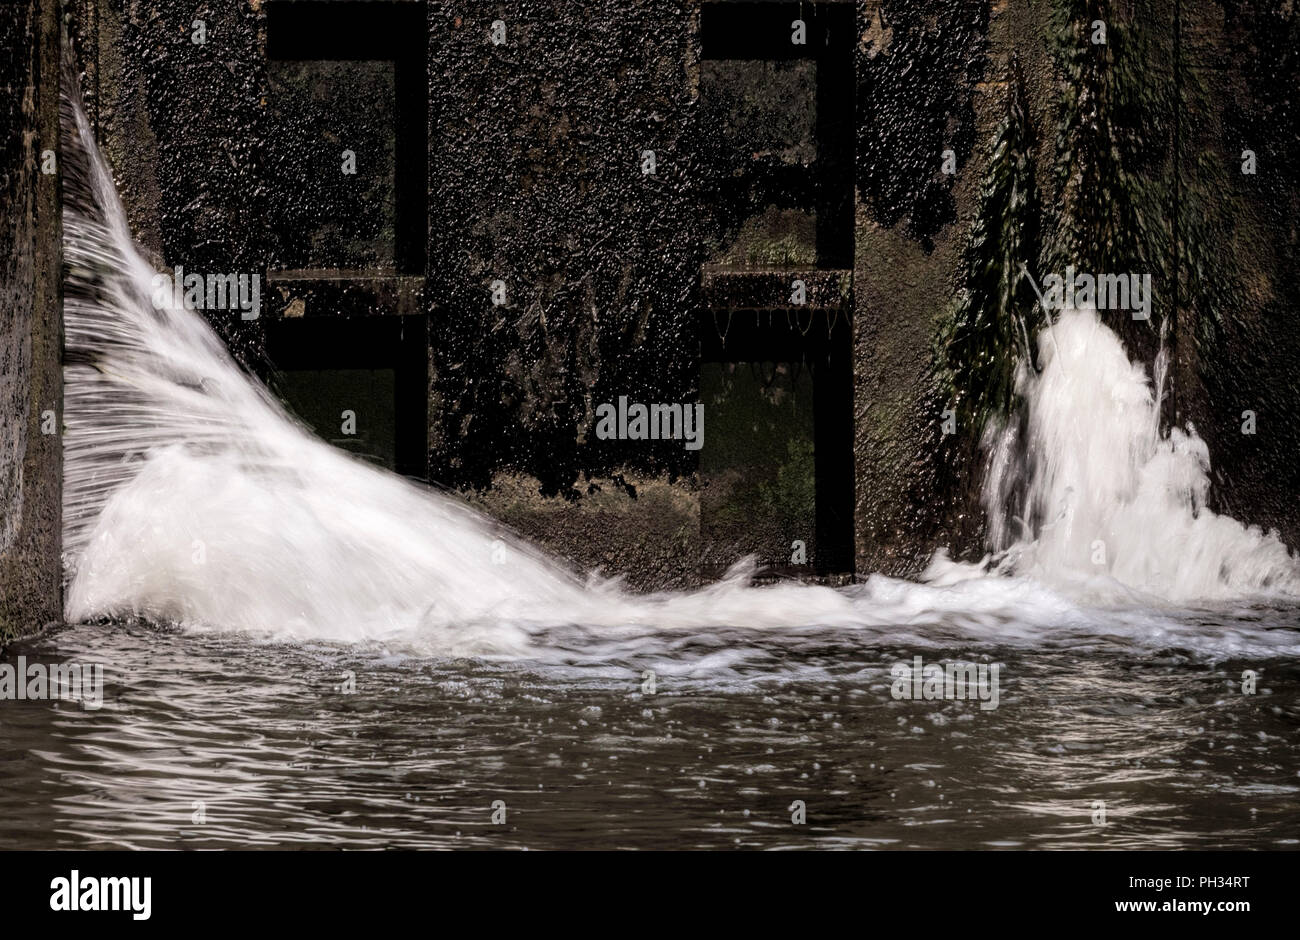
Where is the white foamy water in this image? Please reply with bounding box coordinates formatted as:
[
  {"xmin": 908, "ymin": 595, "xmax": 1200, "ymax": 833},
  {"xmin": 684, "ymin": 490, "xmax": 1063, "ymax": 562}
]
[
  {"xmin": 927, "ymin": 307, "xmax": 1300, "ymax": 605},
  {"xmin": 60, "ymin": 91, "xmax": 1300, "ymax": 663}
]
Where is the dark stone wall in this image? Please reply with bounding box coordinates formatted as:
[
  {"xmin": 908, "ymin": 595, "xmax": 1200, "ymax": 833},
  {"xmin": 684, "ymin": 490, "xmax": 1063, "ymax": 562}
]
[
  {"xmin": 0, "ymin": 0, "xmax": 62, "ymax": 642},
  {"xmin": 61, "ymin": 0, "xmax": 1300, "ymax": 589},
  {"xmin": 69, "ymin": 0, "xmax": 268, "ymax": 360},
  {"xmin": 1172, "ymin": 0, "xmax": 1300, "ymax": 550},
  {"xmin": 426, "ymin": 0, "xmax": 711, "ymax": 493},
  {"xmin": 852, "ymin": 0, "xmax": 991, "ymax": 574},
  {"xmin": 858, "ymin": 0, "xmax": 1300, "ymax": 574}
]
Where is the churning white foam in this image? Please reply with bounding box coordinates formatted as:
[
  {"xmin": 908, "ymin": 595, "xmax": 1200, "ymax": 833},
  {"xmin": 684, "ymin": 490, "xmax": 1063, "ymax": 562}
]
[
  {"xmin": 926, "ymin": 306, "xmax": 1300, "ymax": 605},
  {"xmin": 59, "ymin": 88, "xmax": 1300, "ymax": 661}
]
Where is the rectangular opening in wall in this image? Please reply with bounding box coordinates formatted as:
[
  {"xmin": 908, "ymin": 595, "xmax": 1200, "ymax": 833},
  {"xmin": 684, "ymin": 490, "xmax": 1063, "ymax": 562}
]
[
  {"xmin": 700, "ymin": 361, "xmax": 817, "ymax": 577},
  {"xmin": 266, "ymin": 58, "xmax": 398, "ymax": 271},
  {"xmin": 700, "ymin": 1, "xmax": 854, "ymax": 268},
  {"xmin": 276, "ymin": 368, "xmax": 398, "ymax": 469},
  {"xmin": 699, "ymin": 299, "xmax": 855, "ymax": 579},
  {"xmin": 701, "ymin": 58, "xmax": 819, "ymax": 268},
  {"xmin": 697, "ymin": 2, "xmax": 855, "ymax": 578},
  {"xmin": 265, "ymin": 1, "xmax": 427, "ymax": 275},
  {"xmin": 263, "ymin": 315, "xmax": 429, "ymax": 480}
]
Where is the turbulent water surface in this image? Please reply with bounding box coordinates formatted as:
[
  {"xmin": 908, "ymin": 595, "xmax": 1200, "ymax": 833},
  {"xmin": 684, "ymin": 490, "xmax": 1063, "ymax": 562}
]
[
  {"xmin": 2, "ymin": 612, "xmax": 1298, "ymax": 849},
  {"xmin": 2, "ymin": 84, "xmax": 1297, "ymax": 850}
]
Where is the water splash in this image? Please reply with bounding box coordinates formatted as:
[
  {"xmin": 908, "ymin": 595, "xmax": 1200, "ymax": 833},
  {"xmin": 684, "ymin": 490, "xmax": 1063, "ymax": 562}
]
[
  {"xmin": 60, "ymin": 80, "xmax": 1300, "ymax": 662},
  {"xmin": 60, "ymin": 89, "xmax": 599, "ymax": 653},
  {"xmin": 60, "ymin": 83, "xmax": 871, "ymax": 652},
  {"xmin": 927, "ymin": 306, "xmax": 1300, "ymax": 604}
]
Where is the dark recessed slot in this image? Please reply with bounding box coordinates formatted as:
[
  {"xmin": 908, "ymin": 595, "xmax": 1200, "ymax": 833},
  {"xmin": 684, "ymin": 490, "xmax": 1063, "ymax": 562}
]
[
  {"xmin": 264, "ymin": 315, "xmax": 429, "ymax": 479},
  {"xmin": 701, "ymin": 2, "xmax": 854, "ymax": 268},
  {"xmin": 701, "ymin": 316, "xmax": 855, "ymax": 576},
  {"xmin": 700, "ymin": 2, "xmax": 853, "ymax": 60},
  {"xmin": 265, "ymin": 1, "xmax": 427, "ymax": 275}
]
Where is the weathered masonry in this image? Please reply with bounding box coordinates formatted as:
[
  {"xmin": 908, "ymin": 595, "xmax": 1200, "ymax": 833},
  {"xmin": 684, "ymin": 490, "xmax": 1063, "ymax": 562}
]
[
  {"xmin": 0, "ymin": 0, "xmax": 61, "ymax": 643},
  {"xmin": 51, "ymin": 0, "xmax": 1300, "ymax": 594}
]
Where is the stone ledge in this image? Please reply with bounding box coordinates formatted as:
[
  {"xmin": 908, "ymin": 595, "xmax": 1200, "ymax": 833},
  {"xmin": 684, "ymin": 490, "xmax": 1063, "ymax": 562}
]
[
  {"xmin": 701, "ymin": 266, "xmax": 853, "ymax": 311},
  {"xmin": 265, "ymin": 271, "xmax": 426, "ymax": 318}
]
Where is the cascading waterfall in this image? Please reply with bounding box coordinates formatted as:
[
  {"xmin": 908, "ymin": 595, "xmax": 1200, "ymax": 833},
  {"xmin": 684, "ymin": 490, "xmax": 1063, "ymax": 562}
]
[{"xmin": 60, "ymin": 78, "xmax": 1300, "ymax": 658}]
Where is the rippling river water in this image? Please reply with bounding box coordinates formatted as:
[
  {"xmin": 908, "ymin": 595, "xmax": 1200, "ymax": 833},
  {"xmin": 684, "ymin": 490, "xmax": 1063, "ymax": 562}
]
[{"xmin": 3, "ymin": 603, "xmax": 1296, "ymax": 851}]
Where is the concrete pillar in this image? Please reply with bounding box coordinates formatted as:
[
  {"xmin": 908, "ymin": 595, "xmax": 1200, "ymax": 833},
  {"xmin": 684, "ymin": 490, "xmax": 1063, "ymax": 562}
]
[{"xmin": 0, "ymin": 0, "xmax": 62, "ymax": 643}]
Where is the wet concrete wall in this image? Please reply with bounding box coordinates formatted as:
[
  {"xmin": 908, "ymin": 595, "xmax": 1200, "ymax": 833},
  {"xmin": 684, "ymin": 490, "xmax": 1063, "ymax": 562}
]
[
  {"xmin": 62, "ymin": 0, "xmax": 1300, "ymax": 587},
  {"xmin": 0, "ymin": 0, "xmax": 62, "ymax": 642},
  {"xmin": 852, "ymin": 0, "xmax": 992, "ymax": 574},
  {"xmin": 1172, "ymin": 0, "xmax": 1300, "ymax": 551},
  {"xmin": 862, "ymin": 0, "xmax": 1300, "ymax": 571}
]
